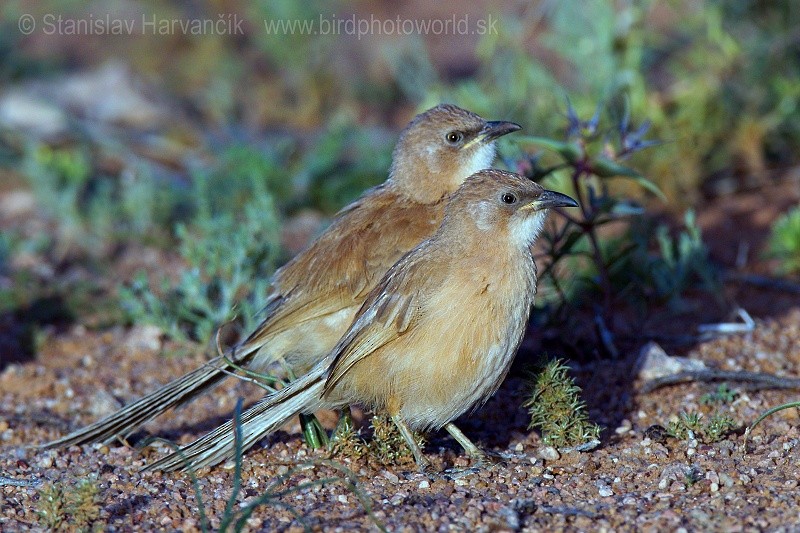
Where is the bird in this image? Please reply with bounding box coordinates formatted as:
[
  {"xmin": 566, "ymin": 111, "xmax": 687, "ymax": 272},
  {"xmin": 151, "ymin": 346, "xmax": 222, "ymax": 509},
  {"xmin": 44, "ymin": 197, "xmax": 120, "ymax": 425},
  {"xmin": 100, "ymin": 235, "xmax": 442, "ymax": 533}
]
[
  {"xmin": 43, "ymin": 104, "xmax": 522, "ymax": 449},
  {"xmin": 143, "ymin": 168, "xmax": 579, "ymax": 473}
]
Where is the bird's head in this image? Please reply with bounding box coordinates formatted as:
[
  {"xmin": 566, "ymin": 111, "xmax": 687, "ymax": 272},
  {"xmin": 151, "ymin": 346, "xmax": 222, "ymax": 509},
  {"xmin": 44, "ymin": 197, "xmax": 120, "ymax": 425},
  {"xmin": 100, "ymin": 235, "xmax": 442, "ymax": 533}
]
[
  {"xmin": 389, "ymin": 104, "xmax": 521, "ymax": 203},
  {"xmin": 445, "ymin": 169, "xmax": 579, "ymax": 249}
]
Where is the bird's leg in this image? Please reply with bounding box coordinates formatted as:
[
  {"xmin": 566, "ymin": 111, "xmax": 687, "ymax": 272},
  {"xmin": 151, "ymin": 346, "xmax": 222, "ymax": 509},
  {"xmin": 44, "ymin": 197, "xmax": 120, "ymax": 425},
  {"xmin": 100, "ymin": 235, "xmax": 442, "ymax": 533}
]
[
  {"xmin": 445, "ymin": 423, "xmax": 505, "ymax": 469},
  {"xmin": 390, "ymin": 414, "xmax": 433, "ymax": 473},
  {"xmin": 299, "ymin": 413, "xmax": 329, "ymax": 449}
]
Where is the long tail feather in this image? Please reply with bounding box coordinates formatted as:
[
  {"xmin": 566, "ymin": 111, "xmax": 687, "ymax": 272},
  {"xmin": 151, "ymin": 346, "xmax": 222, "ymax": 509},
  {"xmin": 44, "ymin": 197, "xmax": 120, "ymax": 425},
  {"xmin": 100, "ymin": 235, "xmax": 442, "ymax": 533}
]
[
  {"xmin": 144, "ymin": 364, "xmax": 327, "ymax": 472},
  {"xmin": 42, "ymin": 343, "xmax": 261, "ymax": 449}
]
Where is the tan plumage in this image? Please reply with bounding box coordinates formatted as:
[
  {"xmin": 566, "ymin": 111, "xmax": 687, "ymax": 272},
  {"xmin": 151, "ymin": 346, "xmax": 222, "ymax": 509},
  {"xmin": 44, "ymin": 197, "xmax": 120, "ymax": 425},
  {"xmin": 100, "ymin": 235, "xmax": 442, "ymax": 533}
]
[
  {"xmin": 145, "ymin": 169, "xmax": 578, "ymax": 472},
  {"xmin": 43, "ymin": 104, "xmax": 521, "ymax": 449}
]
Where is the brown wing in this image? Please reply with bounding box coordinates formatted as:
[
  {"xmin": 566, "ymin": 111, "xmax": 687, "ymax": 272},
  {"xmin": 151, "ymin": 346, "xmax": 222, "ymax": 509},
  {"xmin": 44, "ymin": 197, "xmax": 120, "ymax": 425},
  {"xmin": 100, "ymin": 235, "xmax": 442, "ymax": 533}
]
[
  {"xmin": 242, "ymin": 184, "xmax": 446, "ymax": 346},
  {"xmin": 322, "ymin": 246, "xmax": 445, "ymax": 396}
]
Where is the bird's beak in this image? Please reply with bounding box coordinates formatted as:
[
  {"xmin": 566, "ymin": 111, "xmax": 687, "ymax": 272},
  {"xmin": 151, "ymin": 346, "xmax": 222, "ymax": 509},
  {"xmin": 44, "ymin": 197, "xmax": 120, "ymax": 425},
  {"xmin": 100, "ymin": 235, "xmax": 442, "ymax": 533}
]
[
  {"xmin": 480, "ymin": 120, "xmax": 522, "ymax": 142},
  {"xmin": 522, "ymin": 189, "xmax": 579, "ymax": 211},
  {"xmin": 464, "ymin": 121, "xmax": 522, "ymax": 149}
]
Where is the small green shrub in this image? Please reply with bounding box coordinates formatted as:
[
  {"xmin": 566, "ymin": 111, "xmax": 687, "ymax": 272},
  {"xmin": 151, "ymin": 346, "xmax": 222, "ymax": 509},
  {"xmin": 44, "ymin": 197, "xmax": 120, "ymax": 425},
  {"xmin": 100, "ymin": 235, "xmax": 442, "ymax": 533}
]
[
  {"xmin": 36, "ymin": 483, "xmax": 67, "ymax": 530},
  {"xmin": 666, "ymin": 410, "xmax": 737, "ymax": 443},
  {"xmin": 700, "ymin": 383, "xmax": 738, "ymax": 406},
  {"xmin": 303, "ymin": 122, "xmax": 392, "ymax": 214},
  {"xmin": 525, "ymin": 359, "xmax": 601, "ymax": 448},
  {"xmin": 36, "ymin": 478, "xmax": 102, "ymax": 531},
  {"xmin": 767, "ymin": 206, "xmax": 800, "ymax": 275},
  {"xmin": 120, "ymin": 187, "xmax": 281, "ymax": 343},
  {"xmin": 611, "ymin": 209, "xmax": 718, "ymax": 308},
  {"xmin": 367, "ymin": 415, "xmax": 425, "ymax": 465},
  {"xmin": 329, "ymin": 414, "xmax": 425, "ymax": 466},
  {"xmin": 515, "ymin": 98, "xmax": 664, "ymax": 318},
  {"xmin": 21, "ymin": 145, "xmax": 180, "ymax": 255}
]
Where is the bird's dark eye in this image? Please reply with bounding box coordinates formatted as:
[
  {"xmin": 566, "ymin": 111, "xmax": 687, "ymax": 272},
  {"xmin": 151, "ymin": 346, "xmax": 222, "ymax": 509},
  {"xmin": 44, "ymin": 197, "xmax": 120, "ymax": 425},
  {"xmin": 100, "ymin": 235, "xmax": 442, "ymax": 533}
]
[
  {"xmin": 445, "ymin": 131, "xmax": 463, "ymax": 144},
  {"xmin": 501, "ymin": 193, "xmax": 517, "ymax": 204}
]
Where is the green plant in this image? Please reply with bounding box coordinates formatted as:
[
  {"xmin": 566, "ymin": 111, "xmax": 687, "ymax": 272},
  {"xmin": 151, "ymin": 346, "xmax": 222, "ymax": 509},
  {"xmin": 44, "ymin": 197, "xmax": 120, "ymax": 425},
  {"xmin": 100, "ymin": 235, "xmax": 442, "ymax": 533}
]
[
  {"xmin": 744, "ymin": 400, "xmax": 800, "ymax": 450},
  {"xmin": 515, "ymin": 99, "xmax": 667, "ymax": 336},
  {"xmin": 366, "ymin": 415, "xmax": 425, "ymax": 465},
  {"xmin": 700, "ymin": 383, "xmax": 738, "ymax": 406},
  {"xmin": 120, "ymin": 185, "xmax": 281, "ymax": 343},
  {"xmin": 503, "ymin": 99, "xmax": 722, "ymax": 354},
  {"xmin": 767, "ymin": 206, "xmax": 800, "ymax": 275},
  {"xmin": 302, "ymin": 121, "xmax": 393, "ymax": 214},
  {"xmin": 405, "ymin": 1, "xmax": 800, "ymax": 202},
  {"xmin": 613, "ymin": 209, "xmax": 718, "ymax": 308},
  {"xmin": 36, "ymin": 483, "xmax": 67, "ymax": 530},
  {"xmin": 684, "ymin": 467, "xmax": 703, "ymax": 486},
  {"xmin": 703, "ymin": 413, "xmax": 738, "ymax": 442},
  {"xmin": 36, "ymin": 478, "xmax": 102, "ymax": 531},
  {"xmin": 525, "ymin": 359, "xmax": 601, "ymax": 448},
  {"xmin": 329, "ymin": 414, "xmax": 425, "ymax": 466},
  {"xmin": 0, "ymin": 231, "xmax": 10, "ymax": 276},
  {"xmin": 20, "ymin": 144, "xmax": 182, "ymax": 255},
  {"xmin": 666, "ymin": 410, "xmax": 737, "ymax": 443}
]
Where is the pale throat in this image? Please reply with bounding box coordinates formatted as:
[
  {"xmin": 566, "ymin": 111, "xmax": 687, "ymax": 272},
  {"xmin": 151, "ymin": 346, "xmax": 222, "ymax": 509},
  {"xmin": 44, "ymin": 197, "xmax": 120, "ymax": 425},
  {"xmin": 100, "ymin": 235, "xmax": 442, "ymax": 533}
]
[
  {"xmin": 510, "ymin": 210, "xmax": 548, "ymax": 248},
  {"xmin": 461, "ymin": 143, "xmax": 497, "ymax": 179},
  {"xmin": 467, "ymin": 204, "xmax": 548, "ymax": 248}
]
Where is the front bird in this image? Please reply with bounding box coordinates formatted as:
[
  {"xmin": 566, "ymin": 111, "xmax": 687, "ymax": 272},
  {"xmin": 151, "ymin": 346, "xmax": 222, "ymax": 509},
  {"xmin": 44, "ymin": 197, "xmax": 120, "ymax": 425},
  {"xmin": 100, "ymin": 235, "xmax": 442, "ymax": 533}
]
[{"xmin": 145, "ymin": 169, "xmax": 578, "ymax": 472}]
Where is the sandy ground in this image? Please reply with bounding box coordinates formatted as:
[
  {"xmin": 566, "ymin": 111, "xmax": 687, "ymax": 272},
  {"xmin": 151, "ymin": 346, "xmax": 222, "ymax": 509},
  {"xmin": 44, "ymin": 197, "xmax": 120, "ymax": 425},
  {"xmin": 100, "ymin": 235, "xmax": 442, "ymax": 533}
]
[
  {"xmin": 1, "ymin": 303, "xmax": 800, "ymax": 531},
  {"xmin": 1, "ymin": 175, "xmax": 799, "ymax": 531}
]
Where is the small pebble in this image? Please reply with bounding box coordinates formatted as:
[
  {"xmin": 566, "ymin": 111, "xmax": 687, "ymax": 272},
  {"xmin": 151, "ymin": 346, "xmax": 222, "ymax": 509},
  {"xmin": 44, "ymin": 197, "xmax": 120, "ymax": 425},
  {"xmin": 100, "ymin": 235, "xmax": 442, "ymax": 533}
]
[
  {"xmin": 538, "ymin": 447, "xmax": 560, "ymax": 461},
  {"xmin": 418, "ymin": 480, "xmax": 430, "ymax": 490},
  {"xmin": 381, "ymin": 471, "xmax": 399, "ymax": 484}
]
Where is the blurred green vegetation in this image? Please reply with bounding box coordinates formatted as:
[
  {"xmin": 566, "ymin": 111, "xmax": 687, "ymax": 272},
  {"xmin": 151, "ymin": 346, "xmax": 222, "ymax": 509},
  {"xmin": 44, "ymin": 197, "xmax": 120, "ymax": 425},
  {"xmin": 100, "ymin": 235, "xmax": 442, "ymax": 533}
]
[
  {"xmin": 0, "ymin": 0, "xmax": 798, "ymax": 349},
  {"xmin": 119, "ymin": 163, "xmax": 282, "ymax": 342},
  {"xmin": 767, "ymin": 206, "xmax": 800, "ymax": 275},
  {"xmin": 424, "ymin": 0, "xmax": 799, "ymax": 201}
]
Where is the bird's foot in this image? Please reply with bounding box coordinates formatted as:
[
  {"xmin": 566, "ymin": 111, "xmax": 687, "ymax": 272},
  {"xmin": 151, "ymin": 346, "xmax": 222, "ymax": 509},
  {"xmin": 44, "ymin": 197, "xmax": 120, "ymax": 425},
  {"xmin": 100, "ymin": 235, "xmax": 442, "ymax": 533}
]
[
  {"xmin": 471, "ymin": 450, "xmax": 508, "ymax": 469},
  {"xmin": 441, "ymin": 466, "xmax": 482, "ymax": 480}
]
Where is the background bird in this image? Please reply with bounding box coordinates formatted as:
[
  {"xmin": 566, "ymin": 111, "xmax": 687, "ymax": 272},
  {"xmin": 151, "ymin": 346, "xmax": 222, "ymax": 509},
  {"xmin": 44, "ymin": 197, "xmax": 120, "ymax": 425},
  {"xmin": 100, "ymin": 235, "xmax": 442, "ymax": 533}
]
[
  {"xmin": 143, "ymin": 168, "xmax": 578, "ymax": 473},
  {"xmin": 43, "ymin": 104, "xmax": 521, "ymax": 449}
]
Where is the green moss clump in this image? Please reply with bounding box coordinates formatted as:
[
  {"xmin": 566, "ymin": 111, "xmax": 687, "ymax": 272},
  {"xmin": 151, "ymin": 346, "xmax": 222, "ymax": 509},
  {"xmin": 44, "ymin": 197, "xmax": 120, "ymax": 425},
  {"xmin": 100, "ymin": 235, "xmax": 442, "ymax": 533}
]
[{"xmin": 525, "ymin": 359, "xmax": 601, "ymax": 448}]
